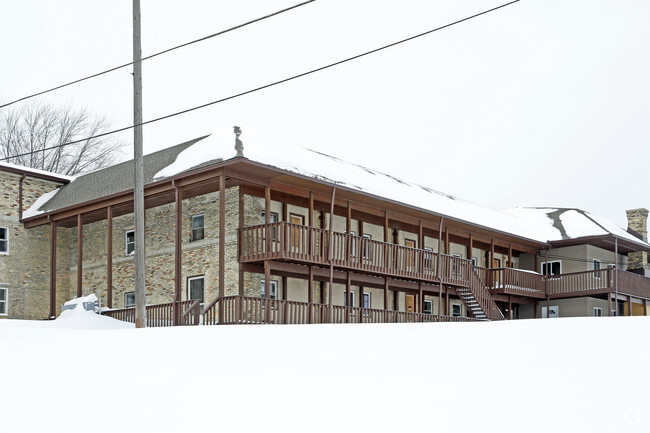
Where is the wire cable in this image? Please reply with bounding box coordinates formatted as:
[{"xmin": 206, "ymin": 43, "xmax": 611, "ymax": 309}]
[
  {"xmin": 0, "ymin": 0, "xmax": 315, "ymax": 109},
  {"xmin": 0, "ymin": 0, "xmax": 520, "ymax": 162}
]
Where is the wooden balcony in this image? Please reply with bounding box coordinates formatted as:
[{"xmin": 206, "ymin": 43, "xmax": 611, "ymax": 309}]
[
  {"xmin": 484, "ymin": 267, "xmax": 650, "ymax": 300},
  {"xmin": 241, "ymin": 222, "xmax": 478, "ymax": 287}
]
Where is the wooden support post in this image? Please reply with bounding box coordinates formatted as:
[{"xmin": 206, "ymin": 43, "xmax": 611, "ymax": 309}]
[
  {"xmin": 238, "ymin": 187, "xmax": 244, "ymax": 297},
  {"xmin": 328, "ymin": 187, "xmax": 336, "ymax": 323},
  {"xmin": 308, "ymin": 192, "xmax": 314, "ymax": 227},
  {"xmin": 508, "ymin": 244, "xmax": 513, "ymax": 268},
  {"xmin": 383, "ymin": 278, "xmax": 389, "ymax": 319},
  {"xmin": 644, "ymin": 299, "xmax": 648, "ymax": 316},
  {"xmin": 265, "ymin": 186, "xmax": 271, "ymax": 254},
  {"xmin": 437, "ymin": 218, "xmax": 444, "ymax": 319},
  {"xmin": 359, "ymin": 286, "xmax": 364, "ymax": 323},
  {"xmin": 418, "ymin": 220, "xmax": 423, "ymax": 250},
  {"xmin": 444, "ymin": 228, "xmax": 449, "ymax": 255},
  {"xmin": 508, "ymin": 295, "xmax": 512, "ymax": 320},
  {"xmin": 174, "ymin": 182, "xmax": 182, "ymax": 326},
  {"xmin": 107, "ymin": 206, "xmax": 113, "ymax": 309},
  {"xmin": 418, "ymin": 282, "xmax": 423, "ymax": 314},
  {"xmin": 346, "ymin": 201, "xmax": 352, "ymax": 234},
  {"xmin": 282, "ymin": 276, "xmax": 288, "ymax": 301},
  {"xmin": 49, "ymin": 221, "xmax": 57, "ymax": 319},
  {"xmin": 490, "ymin": 238, "xmax": 495, "ymax": 268},
  {"xmin": 444, "ymin": 287, "xmax": 449, "ymax": 316},
  {"xmin": 218, "ymin": 175, "xmax": 226, "ymax": 324},
  {"xmin": 345, "ymin": 272, "xmax": 351, "ymax": 323},
  {"xmin": 628, "ymin": 297, "xmax": 633, "ymax": 317},
  {"xmin": 264, "ymin": 260, "xmax": 271, "ymax": 323},
  {"xmin": 308, "ymin": 266, "xmax": 313, "ymax": 324},
  {"xmin": 77, "ymin": 213, "xmax": 83, "ymax": 298},
  {"xmin": 468, "ymin": 233, "xmax": 473, "ymax": 262},
  {"xmin": 608, "ymin": 293, "xmax": 612, "ymax": 317}
]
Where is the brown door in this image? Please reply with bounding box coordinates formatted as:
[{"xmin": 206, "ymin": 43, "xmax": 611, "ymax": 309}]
[
  {"xmin": 405, "ymin": 294, "xmax": 415, "ymax": 312},
  {"xmin": 492, "ymin": 258, "xmax": 501, "ymax": 286},
  {"xmin": 290, "ymin": 214, "xmax": 304, "ymax": 249},
  {"xmin": 405, "ymin": 239, "xmax": 416, "ymax": 269}
]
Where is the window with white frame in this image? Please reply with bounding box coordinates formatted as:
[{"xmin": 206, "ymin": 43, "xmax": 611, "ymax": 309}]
[
  {"xmin": 344, "ymin": 290, "xmax": 356, "ymax": 307},
  {"xmin": 0, "ymin": 227, "xmax": 8, "ymax": 254},
  {"xmin": 260, "ymin": 280, "xmax": 278, "ymax": 299},
  {"xmin": 188, "ymin": 276, "xmax": 205, "ymax": 304},
  {"xmin": 423, "ymin": 247, "xmax": 433, "ymax": 270},
  {"xmin": 361, "ymin": 234, "xmax": 372, "ymax": 260},
  {"xmin": 125, "ymin": 230, "xmax": 135, "ymax": 255},
  {"xmin": 0, "ymin": 287, "xmax": 7, "ymax": 315},
  {"xmin": 452, "ymin": 253, "xmax": 462, "ymax": 277},
  {"xmin": 423, "ymin": 299, "xmax": 433, "ymax": 315},
  {"xmin": 593, "ymin": 307, "xmax": 603, "ymax": 317},
  {"xmin": 346, "ymin": 231, "xmax": 357, "ymax": 257},
  {"xmin": 362, "ymin": 292, "xmax": 371, "ymax": 309},
  {"xmin": 261, "ymin": 211, "xmax": 279, "ymax": 240},
  {"xmin": 125, "ymin": 291, "xmax": 135, "ymax": 308},
  {"xmin": 451, "ymin": 303, "xmax": 462, "ymax": 317},
  {"xmin": 541, "ymin": 260, "xmax": 561, "ymax": 277},
  {"xmin": 191, "ymin": 214, "xmax": 204, "ymax": 242},
  {"xmin": 471, "ymin": 257, "xmax": 477, "ymax": 266}
]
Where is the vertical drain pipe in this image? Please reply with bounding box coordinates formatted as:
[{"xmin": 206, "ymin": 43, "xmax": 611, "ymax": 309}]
[{"xmin": 328, "ymin": 187, "xmax": 336, "ymax": 323}]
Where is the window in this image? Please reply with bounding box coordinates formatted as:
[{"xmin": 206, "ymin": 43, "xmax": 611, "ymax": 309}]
[
  {"xmin": 541, "ymin": 260, "xmax": 561, "ymax": 277},
  {"xmin": 125, "ymin": 291, "xmax": 135, "ymax": 308},
  {"xmin": 0, "ymin": 287, "xmax": 7, "ymax": 315},
  {"xmin": 125, "ymin": 230, "xmax": 135, "ymax": 255},
  {"xmin": 344, "ymin": 290, "xmax": 356, "ymax": 307},
  {"xmin": 423, "ymin": 247, "xmax": 433, "ymax": 270},
  {"xmin": 451, "ymin": 303, "xmax": 462, "ymax": 317},
  {"xmin": 188, "ymin": 276, "xmax": 205, "ymax": 304},
  {"xmin": 362, "ymin": 234, "xmax": 372, "ymax": 260},
  {"xmin": 260, "ymin": 280, "xmax": 278, "ymax": 299},
  {"xmin": 471, "ymin": 257, "xmax": 477, "ymax": 266},
  {"xmin": 593, "ymin": 307, "xmax": 603, "ymax": 317},
  {"xmin": 423, "ymin": 300, "xmax": 433, "ymax": 315},
  {"xmin": 0, "ymin": 227, "xmax": 8, "ymax": 254},
  {"xmin": 362, "ymin": 292, "xmax": 371, "ymax": 309},
  {"xmin": 191, "ymin": 214, "xmax": 204, "ymax": 242},
  {"xmin": 346, "ymin": 231, "xmax": 357, "ymax": 257},
  {"xmin": 452, "ymin": 254, "xmax": 462, "ymax": 278},
  {"xmin": 261, "ymin": 211, "xmax": 279, "ymax": 240}
]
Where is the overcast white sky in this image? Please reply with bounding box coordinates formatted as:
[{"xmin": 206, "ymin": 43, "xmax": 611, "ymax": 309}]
[{"xmin": 2, "ymin": 0, "xmax": 649, "ymax": 228}]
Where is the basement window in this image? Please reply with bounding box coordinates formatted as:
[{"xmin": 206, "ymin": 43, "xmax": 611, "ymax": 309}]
[
  {"xmin": 593, "ymin": 307, "xmax": 603, "ymax": 317},
  {"xmin": 0, "ymin": 287, "xmax": 7, "ymax": 315},
  {"xmin": 125, "ymin": 291, "xmax": 135, "ymax": 308},
  {"xmin": 451, "ymin": 303, "xmax": 462, "ymax": 317},
  {"xmin": 125, "ymin": 230, "xmax": 135, "ymax": 255},
  {"xmin": 188, "ymin": 276, "xmax": 205, "ymax": 304},
  {"xmin": 363, "ymin": 292, "xmax": 371, "ymax": 309},
  {"xmin": 191, "ymin": 214, "xmax": 204, "ymax": 242},
  {"xmin": 344, "ymin": 290, "xmax": 356, "ymax": 307},
  {"xmin": 260, "ymin": 280, "xmax": 278, "ymax": 309},
  {"xmin": 0, "ymin": 227, "xmax": 7, "ymax": 254},
  {"xmin": 424, "ymin": 300, "xmax": 433, "ymax": 315}
]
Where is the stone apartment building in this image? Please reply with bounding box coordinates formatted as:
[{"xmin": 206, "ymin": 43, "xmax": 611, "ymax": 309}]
[{"xmin": 2, "ymin": 134, "xmax": 650, "ymax": 323}]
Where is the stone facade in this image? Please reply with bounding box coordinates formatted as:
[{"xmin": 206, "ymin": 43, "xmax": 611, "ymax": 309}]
[
  {"xmin": 0, "ymin": 170, "xmax": 68, "ymax": 319},
  {"xmin": 626, "ymin": 208, "xmax": 648, "ymax": 270}
]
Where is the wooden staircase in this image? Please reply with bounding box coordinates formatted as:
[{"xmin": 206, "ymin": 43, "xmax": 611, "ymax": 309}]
[{"xmin": 456, "ymin": 266, "xmax": 505, "ymax": 320}]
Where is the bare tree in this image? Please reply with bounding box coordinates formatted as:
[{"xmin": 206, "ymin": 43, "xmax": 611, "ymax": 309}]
[{"xmin": 0, "ymin": 101, "xmax": 124, "ymax": 176}]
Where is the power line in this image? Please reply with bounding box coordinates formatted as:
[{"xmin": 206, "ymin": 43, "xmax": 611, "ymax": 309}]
[
  {"xmin": 0, "ymin": 0, "xmax": 315, "ymax": 109},
  {"xmin": 0, "ymin": 0, "xmax": 521, "ymax": 162}
]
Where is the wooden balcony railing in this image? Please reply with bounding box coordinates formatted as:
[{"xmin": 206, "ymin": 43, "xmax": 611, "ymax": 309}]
[
  {"xmin": 201, "ymin": 295, "xmax": 486, "ymax": 325},
  {"xmin": 101, "ymin": 300, "xmax": 199, "ymax": 327},
  {"xmin": 483, "ymin": 267, "xmax": 546, "ymax": 299}
]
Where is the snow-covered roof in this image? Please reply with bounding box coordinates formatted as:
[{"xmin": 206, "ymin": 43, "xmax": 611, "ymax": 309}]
[
  {"xmin": 0, "ymin": 161, "xmax": 75, "ymax": 182},
  {"xmin": 504, "ymin": 207, "xmax": 650, "ymax": 247},
  {"xmin": 22, "ymin": 131, "xmax": 650, "ymax": 251}
]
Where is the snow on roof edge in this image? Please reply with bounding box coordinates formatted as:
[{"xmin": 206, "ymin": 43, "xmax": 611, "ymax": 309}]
[{"xmin": 0, "ymin": 161, "xmax": 75, "ymax": 181}]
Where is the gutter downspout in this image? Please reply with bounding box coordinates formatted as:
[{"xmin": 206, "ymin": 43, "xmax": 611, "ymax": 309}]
[
  {"xmin": 437, "ymin": 217, "xmax": 444, "ymax": 319},
  {"xmin": 614, "ymin": 237, "xmax": 619, "ymax": 316},
  {"xmin": 328, "ymin": 187, "xmax": 336, "ymax": 323},
  {"xmin": 545, "ymin": 248, "xmax": 550, "ymax": 318}
]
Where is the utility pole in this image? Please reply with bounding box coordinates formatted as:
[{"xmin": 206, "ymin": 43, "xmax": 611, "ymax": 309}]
[{"xmin": 133, "ymin": 0, "xmax": 146, "ymax": 328}]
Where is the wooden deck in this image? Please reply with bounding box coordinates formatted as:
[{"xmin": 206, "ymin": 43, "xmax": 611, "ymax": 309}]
[{"xmin": 240, "ymin": 222, "xmax": 504, "ymax": 320}]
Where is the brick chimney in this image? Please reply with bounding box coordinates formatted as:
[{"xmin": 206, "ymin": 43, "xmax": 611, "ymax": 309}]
[{"xmin": 626, "ymin": 208, "xmax": 648, "ymax": 270}]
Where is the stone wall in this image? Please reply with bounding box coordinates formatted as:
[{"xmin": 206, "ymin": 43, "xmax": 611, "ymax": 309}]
[
  {"xmin": 70, "ymin": 186, "xmax": 241, "ymax": 309},
  {"xmin": 626, "ymin": 208, "xmax": 648, "ymax": 270},
  {"xmin": 0, "ymin": 171, "xmax": 68, "ymax": 319}
]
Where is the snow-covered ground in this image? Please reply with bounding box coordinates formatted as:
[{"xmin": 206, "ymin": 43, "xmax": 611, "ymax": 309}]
[{"xmin": 1, "ymin": 309, "xmax": 648, "ymax": 432}]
